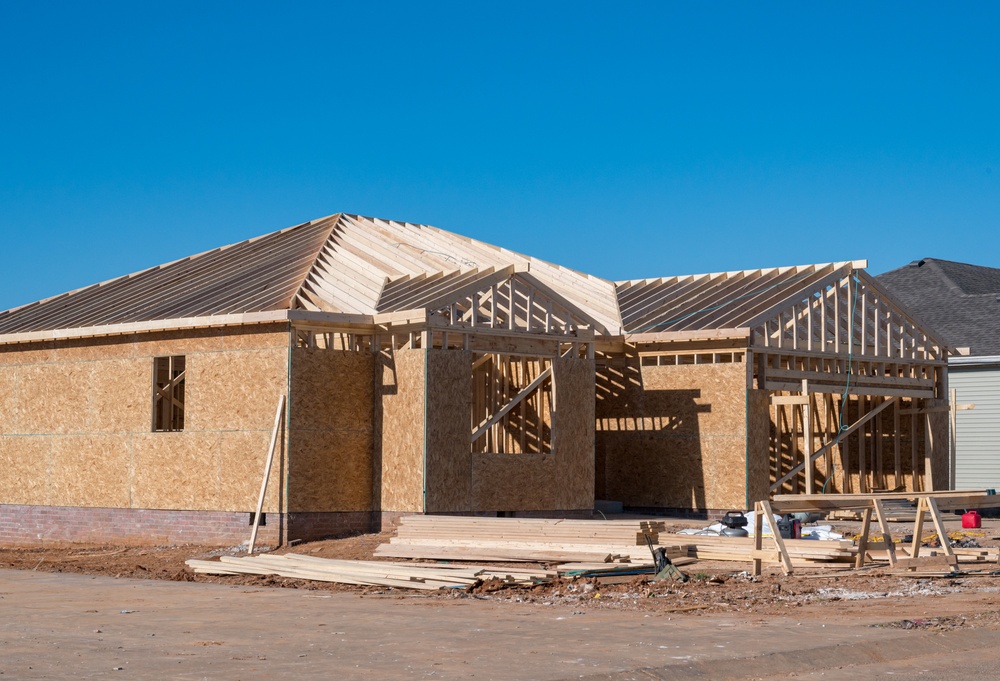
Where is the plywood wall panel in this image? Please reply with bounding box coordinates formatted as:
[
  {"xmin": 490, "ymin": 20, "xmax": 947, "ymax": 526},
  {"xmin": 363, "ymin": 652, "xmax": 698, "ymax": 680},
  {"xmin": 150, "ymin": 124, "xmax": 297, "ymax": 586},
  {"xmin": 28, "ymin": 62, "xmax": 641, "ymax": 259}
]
[
  {"xmin": 287, "ymin": 429, "xmax": 373, "ymax": 512},
  {"xmin": 50, "ymin": 435, "xmax": 131, "ymax": 507},
  {"xmin": 49, "ymin": 336, "xmax": 135, "ymax": 362},
  {"xmin": 288, "ymin": 348, "xmax": 375, "ymax": 512},
  {"xmin": 377, "ymin": 349, "xmax": 425, "ymax": 512},
  {"xmin": 221, "ymin": 324, "xmax": 290, "ymax": 350},
  {"xmin": 0, "ymin": 326, "xmax": 295, "ymax": 514},
  {"xmin": 213, "ymin": 430, "xmax": 282, "ymax": 513},
  {"xmin": 550, "ymin": 357, "xmax": 596, "ymax": 508},
  {"xmin": 595, "ymin": 360, "xmax": 747, "ymax": 511},
  {"xmin": 18, "ymin": 364, "xmax": 92, "ymax": 435},
  {"xmin": 0, "ymin": 367, "xmax": 18, "ymax": 434},
  {"xmin": 290, "ymin": 349, "xmax": 373, "ymax": 432},
  {"xmin": 131, "ymin": 328, "xmax": 225, "ymax": 357},
  {"xmin": 424, "ymin": 350, "xmax": 473, "ymax": 512},
  {"xmin": 89, "ymin": 359, "xmax": 150, "ymax": 433},
  {"xmin": 0, "ymin": 436, "xmax": 51, "ymax": 505},
  {"xmin": 465, "ymin": 357, "xmax": 595, "ymax": 512},
  {"xmin": 130, "ymin": 432, "xmax": 222, "ymax": 511},
  {"xmin": 187, "ymin": 348, "xmax": 288, "ymax": 432},
  {"xmin": 0, "ymin": 342, "xmax": 54, "ymax": 366}
]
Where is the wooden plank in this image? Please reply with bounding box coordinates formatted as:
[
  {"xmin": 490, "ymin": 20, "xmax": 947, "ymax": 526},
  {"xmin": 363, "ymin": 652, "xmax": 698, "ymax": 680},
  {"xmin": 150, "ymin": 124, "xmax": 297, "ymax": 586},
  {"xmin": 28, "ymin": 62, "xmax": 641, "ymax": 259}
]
[
  {"xmin": 759, "ymin": 500, "xmax": 794, "ymax": 575},
  {"xmin": 249, "ymin": 394, "xmax": 285, "ymax": 555},
  {"xmin": 872, "ymin": 498, "xmax": 897, "ymax": 567}
]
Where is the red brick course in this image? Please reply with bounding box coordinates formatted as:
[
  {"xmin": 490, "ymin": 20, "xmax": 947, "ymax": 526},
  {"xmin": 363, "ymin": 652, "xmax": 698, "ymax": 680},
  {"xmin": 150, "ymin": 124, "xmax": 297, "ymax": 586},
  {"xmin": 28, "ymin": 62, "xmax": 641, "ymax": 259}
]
[{"xmin": 0, "ymin": 505, "xmax": 381, "ymax": 547}]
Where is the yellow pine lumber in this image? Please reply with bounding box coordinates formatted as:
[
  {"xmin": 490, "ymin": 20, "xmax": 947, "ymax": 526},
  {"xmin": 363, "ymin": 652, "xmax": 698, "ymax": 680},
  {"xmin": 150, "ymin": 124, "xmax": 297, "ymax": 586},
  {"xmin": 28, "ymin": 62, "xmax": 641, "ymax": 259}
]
[
  {"xmin": 212, "ymin": 556, "xmax": 468, "ymax": 589},
  {"xmin": 224, "ymin": 555, "xmax": 481, "ymax": 584},
  {"xmin": 373, "ymin": 544, "xmax": 615, "ymax": 563}
]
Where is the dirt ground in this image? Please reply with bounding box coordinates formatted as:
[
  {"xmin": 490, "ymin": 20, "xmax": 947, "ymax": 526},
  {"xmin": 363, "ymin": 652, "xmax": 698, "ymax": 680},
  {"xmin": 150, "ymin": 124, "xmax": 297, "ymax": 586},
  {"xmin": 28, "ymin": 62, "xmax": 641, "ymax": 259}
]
[{"xmin": 4, "ymin": 514, "xmax": 1000, "ymax": 630}]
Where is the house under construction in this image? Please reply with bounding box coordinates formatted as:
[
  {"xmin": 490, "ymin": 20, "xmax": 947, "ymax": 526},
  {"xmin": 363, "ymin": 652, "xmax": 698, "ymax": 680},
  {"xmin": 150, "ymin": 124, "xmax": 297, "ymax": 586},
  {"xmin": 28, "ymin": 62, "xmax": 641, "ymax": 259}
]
[{"xmin": 0, "ymin": 214, "xmax": 952, "ymax": 545}]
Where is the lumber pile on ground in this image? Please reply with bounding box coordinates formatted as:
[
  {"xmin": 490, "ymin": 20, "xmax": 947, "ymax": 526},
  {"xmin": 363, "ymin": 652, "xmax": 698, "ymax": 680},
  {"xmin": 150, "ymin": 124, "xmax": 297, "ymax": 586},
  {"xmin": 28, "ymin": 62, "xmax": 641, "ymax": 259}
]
[
  {"xmin": 186, "ymin": 554, "xmax": 559, "ymax": 590},
  {"xmin": 374, "ymin": 515, "xmax": 686, "ymax": 563},
  {"xmin": 662, "ymin": 533, "xmax": 857, "ymax": 567}
]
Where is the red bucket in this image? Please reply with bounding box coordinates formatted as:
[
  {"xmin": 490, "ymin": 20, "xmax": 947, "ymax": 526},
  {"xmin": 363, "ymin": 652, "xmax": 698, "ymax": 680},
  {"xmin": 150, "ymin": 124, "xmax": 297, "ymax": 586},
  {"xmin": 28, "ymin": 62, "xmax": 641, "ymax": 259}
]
[{"xmin": 962, "ymin": 510, "xmax": 982, "ymax": 529}]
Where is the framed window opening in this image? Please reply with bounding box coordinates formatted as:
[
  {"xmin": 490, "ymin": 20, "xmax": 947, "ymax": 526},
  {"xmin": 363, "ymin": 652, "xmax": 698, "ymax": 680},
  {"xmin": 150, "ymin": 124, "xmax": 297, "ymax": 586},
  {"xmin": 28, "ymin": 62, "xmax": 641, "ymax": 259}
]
[{"xmin": 152, "ymin": 355, "xmax": 186, "ymax": 432}]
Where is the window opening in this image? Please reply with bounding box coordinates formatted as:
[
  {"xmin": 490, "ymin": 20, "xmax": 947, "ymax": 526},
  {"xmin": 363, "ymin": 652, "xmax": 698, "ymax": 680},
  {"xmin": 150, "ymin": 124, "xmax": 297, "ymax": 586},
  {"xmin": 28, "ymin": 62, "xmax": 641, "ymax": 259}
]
[{"xmin": 153, "ymin": 355, "xmax": 186, "ymax": 432}]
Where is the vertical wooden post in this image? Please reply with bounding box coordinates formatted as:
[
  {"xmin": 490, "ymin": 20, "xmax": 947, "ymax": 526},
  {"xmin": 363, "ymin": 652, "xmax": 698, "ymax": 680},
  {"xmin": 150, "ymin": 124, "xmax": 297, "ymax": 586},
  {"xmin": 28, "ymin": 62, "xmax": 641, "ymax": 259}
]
[
  {"xmin": 893, "ymin": 399, "xmax": 901, "ymax": 490},
  {"xmin": 249, "ymin": 394, "xmax": 286, "ymax": 555},
  {"xmin": 752, "ymin": 502, "xmax": 765, "ymax": 577},
  {"xmin": 910, "ymin": 497, "xmax": 926, "ymax": 560},
  {"xmin": 950, "ymin": 387, "xmax": 958, "ymax": 490},
  {"xmin": 858, "ymin": 394, "xmax": 867, "ymax": 492},
  {"xmin": 802, "ymin": 380, "xmax": 813, "ymax": 493},
  {"xmin": 855, "ymin": 507, "xmax": 872, "ymax": 568},
  {"xmin": 924, "ymin": 410, "xmax": 936, "ymax": 491}
]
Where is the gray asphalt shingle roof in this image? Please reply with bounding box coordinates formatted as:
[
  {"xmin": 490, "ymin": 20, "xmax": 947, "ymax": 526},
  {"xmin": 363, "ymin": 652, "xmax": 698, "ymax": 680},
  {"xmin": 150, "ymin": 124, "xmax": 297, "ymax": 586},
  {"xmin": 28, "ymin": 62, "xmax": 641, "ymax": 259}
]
[{"xmin": 877, "ymin": 258, "xmax": 1000, "ymax": 356}]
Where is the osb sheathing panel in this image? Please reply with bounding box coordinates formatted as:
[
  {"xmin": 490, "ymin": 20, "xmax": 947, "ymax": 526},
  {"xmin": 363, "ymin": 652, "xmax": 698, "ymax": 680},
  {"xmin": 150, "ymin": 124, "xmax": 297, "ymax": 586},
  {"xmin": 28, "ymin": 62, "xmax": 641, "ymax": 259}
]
[
  {"xmin": 187, "ymin": 348, "xmax": 289, "ymax": 432},
  {"xmin": 50, "ymin": 435, "xmax": 131, "ymax": 507},
  {"xmin": 129, "ymin": 430, "xmax": 282, "ymax": 513},
  {"xmin": 289, "ymin": 349, "xmax": 374, "ymax": 432},
  {"xmin": 0, "ymin": 326, "xmax": 292, "ymax": 511},
  {"xmin": 0, "ymin": 342, "xmax": 54, "ymax": 366},
  {"xmin": 287, "ymin": 348, "xmax": 374, "ymax": 512},
  {"xmin": 0, "ymin": 367, "xmax": 18, "ymax": 434},
  {"xmin": 596, "ymin": 361, "xmax": 747, "ymax": 510},
  {"xmin": 0, "ymin": 436, "xmax": 51, "ymax": 505},
  {"xmin": 469, "ymin": 357, "xmax": 595, "ymax": 511},
  {"xmin": 89, "ymin": 360, "xmax": 150, "ymax": 433},
  {"xmin": 549, "ymin": 357, "xmax": 595, "ymax": 508},
  {"xmin": 131, "ymin": 432, "xmax": 223, "ymax": 511},
  {"xmin": 287, "ymin": 429, "xmax": 373, "ymax": 512},
  {"xmin": 212, "ymin": 430, "xmax": 282, "ymax": 513},
  {"xmin": 746, "ymin": 389, "xmax": 771, "ymax": 504},
  {"xmin": 424, "ymin": 350, "xmax": 473, "ymax": 512},
  {"xmin": 377, "ymin": 349, "xmax": 425, "ymax": 513},
  {"xmin": 130, "ymin": 328, "xmax": 226, "ymax": 358},
  {"xmin": 18, "ymin": 363, "xmax": 93, "ymax": 435}
]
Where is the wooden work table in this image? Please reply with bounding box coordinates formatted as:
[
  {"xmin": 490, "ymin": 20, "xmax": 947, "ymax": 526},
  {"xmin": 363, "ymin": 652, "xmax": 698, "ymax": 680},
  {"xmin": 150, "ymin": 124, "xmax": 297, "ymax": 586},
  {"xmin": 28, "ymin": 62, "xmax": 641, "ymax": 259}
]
[{"xmin": 752, "ymin": 490, "xmax": 1000, "ymax": 576}]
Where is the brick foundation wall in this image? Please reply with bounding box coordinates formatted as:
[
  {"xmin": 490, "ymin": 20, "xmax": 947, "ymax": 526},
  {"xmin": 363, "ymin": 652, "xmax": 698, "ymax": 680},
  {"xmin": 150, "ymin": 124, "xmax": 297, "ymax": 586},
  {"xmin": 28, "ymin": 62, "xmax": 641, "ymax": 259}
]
[
  {"xmin": 0, "ymin": 506, "xmax": 389, "ymax": 547},
  {"xmin": 0, "ymin": 505, "xmax": 282, "ymax": 547}
]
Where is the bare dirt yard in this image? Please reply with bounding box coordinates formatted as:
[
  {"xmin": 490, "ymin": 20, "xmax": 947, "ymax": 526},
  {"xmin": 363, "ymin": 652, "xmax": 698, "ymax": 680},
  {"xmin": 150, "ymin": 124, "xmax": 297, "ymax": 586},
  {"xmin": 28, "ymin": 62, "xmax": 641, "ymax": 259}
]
[
  {"xmin": 5, "ymin": 516, "xmax": 1000, "ymax": 679},
  {"xmin": 4, "ymin": 515, "xmax": 1000, "ymax": 626}
]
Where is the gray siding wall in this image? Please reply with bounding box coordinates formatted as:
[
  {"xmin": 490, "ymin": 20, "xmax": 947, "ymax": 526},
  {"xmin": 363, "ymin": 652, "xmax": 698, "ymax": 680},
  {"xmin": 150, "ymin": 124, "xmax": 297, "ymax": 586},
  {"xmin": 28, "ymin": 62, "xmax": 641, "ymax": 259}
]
[{"xmin": 953, "ymin": 366, "xmax": 1000, "ymax": 490}]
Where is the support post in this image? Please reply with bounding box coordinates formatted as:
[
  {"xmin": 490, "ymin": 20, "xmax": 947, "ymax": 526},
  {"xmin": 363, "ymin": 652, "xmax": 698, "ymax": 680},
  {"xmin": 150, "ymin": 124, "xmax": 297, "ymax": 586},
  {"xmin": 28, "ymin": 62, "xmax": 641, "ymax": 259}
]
[{"xmin": 249, "ymin": 394, "xmax": 286, "ymax": 555}]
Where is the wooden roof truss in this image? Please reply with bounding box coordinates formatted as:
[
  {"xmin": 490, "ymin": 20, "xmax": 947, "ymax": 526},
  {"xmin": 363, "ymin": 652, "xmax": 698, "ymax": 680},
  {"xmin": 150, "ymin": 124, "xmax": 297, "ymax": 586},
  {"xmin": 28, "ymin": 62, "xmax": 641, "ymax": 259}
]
[{"xmin": 751, "ymin": 268, "xmax": 947, "ymax": 399}]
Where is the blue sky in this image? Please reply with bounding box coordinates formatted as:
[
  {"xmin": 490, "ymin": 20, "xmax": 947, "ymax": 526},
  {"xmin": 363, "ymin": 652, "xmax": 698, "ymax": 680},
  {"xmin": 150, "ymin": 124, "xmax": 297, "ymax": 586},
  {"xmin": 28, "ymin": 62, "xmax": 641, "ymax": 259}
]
[{"xmin": 2, "ymin": 2, "xmax": 998, "ymax": 311}]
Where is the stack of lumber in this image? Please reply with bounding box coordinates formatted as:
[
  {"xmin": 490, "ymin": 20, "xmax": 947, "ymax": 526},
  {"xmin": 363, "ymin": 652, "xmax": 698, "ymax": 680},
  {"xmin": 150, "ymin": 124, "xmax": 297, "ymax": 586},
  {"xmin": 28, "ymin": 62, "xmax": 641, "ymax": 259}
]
[
  {"xmin": 661, "ymin": 533, "xmax": 857, "ymax": 566},
  {"xmin": 375, "ymin": 515, "xmax": 686, "ymax": 563},
  {"xmin": 186, "ymin": 553, "xmax": 558, "ymax": 590},
  {"xmin": 866, "ymin": 546, "xmax": 1000, "ymax": 565}
]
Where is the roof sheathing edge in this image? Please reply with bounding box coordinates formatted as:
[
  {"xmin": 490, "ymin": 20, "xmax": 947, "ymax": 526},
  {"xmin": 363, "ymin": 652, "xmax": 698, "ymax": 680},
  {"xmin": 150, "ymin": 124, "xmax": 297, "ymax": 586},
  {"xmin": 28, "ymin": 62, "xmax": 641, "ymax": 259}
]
[{"xmin": 0, "ymin": 309, "xmax": 376, "ymax": 346}]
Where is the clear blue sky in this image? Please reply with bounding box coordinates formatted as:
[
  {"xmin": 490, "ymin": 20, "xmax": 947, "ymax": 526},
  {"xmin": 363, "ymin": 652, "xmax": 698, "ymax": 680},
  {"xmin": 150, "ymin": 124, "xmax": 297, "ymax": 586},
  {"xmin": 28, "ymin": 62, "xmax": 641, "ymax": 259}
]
[{"xmin": 2, "ymin": 2, "xmax": 999, "ymax": 312}]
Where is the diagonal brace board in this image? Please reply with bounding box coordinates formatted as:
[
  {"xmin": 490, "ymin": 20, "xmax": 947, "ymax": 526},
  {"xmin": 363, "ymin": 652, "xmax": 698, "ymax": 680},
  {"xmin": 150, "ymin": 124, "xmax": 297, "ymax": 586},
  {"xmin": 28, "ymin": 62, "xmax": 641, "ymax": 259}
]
[
  {"xmin": 471, "ymin": 365, "xmax": 552, "ymax": 443},
  {"xmin": 770, "ymin": 396, "xmax": 898, "ymax": 492}
]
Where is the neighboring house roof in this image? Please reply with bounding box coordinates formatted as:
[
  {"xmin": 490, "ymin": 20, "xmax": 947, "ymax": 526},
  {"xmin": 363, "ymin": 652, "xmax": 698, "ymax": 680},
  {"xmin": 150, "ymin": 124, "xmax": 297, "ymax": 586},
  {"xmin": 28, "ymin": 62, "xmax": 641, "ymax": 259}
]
[
  {"xmin": 877, "ymin": 258, "xmax": 1000, "ymax": 356},
  {"xmin": 0, "ymin": 211, "xmax": 877, "ymax": 344}
]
